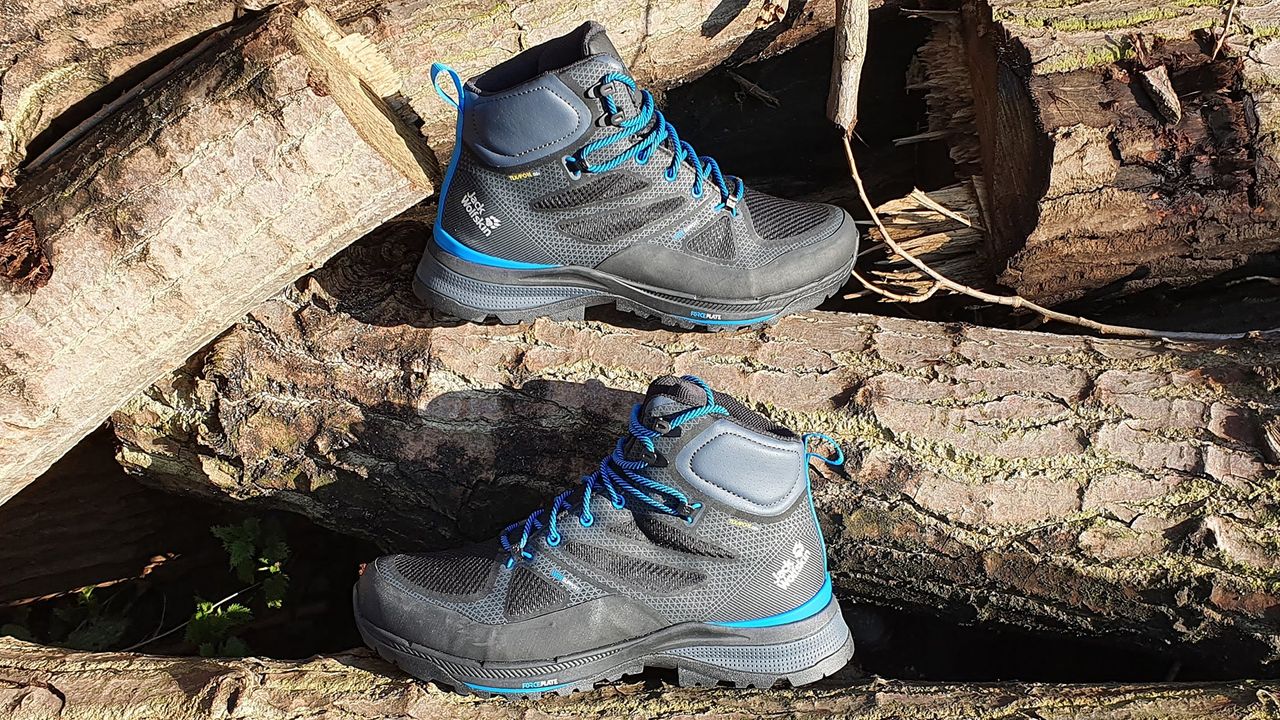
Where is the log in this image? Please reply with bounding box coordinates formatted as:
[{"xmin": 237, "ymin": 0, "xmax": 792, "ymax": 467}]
[
  {"xmin": 912, "ymin": 0, "xmax": 1280, "ymax": 306},
  {"xmin": 2, "ymin": 638, "xmax": 1277, "ymax": 719},
  {"xmin": 113, "ymin": 216, "xmax": 1280, "ymax": 674},
  {"xmin": 0, "ymin": 0, "xmax": 837, "ymax": 503},
  {"xmin": 0, "ymin": 0, "xmax": 240, "ymax": 199},
  {"xmin": 0, "ymin": 429, "xmax": 217, "ymax": 606}
]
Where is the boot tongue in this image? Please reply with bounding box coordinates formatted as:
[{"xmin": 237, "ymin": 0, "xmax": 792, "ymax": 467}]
[
  {"xmin": 641, "ymin": 376, "xmax": 708, "ymax": 424},
  {"xmin": 640, "ymin": 376, "xmax": 795, "ymax": 438},
  {"xmin": 580, "ymin": 21, "xmax": 625, "ymax": 67}
]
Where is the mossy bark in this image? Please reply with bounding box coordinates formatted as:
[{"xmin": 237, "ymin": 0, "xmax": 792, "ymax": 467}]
[
  {"xmin": 2, "ymin": 638, "xmax": 1278, "ymax": 720},
  {"xmin": 0, "ymin": 0, "xmax": 836, "ymax": 503},
  {"xmin": 915, "ymin": 0, "xmax": 1280, "ymax": 305},
  {"xmin": 112, "ymin": 216, "xmax": 1280, "ymax": 674}
]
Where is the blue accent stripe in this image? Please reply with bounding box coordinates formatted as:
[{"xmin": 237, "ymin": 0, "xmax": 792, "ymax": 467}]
[
  {"xmin": 434, "ymin": 225, "xmax": 559, "ymax": 270},
  {"xmin": 690, "ymin": 312, "xmax": 775, "ymax": 326},
  {"xmin": 428, "ymin": 62, "xmax": 559, "ymax": 272},
  {"xmin": 462, "ymin": 679, "xmax": 571, "ymax": 695},
  {"xmin": 710, "ymin": 574, "xmax": 833, "ymax": 628}
]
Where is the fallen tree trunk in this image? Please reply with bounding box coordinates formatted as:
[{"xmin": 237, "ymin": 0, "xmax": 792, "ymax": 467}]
[
  {"xmin": 1, "ymin": 0, "xmax": 410, "ymax": 200},
  {"xmin": 2, "ymin": 639, "xmax": 1277, "ymax": 720},
  {"xmin": 0, "ymin": 0, "xmax": 244, "ymax": 200},
  {"xmin": 0, "ymin": 430, "xmax": 218, "ymax": 606},
  {"xmin": 0, "ymin": 0, "xmax": 837, "ymax": 503},
  {"xmin": 113, "ymin": 217, "xmax": 1280, "ymax": 674},
  {"xmin": 912, "ymin": 0, "xmax": 1280, "ymax": 305}
]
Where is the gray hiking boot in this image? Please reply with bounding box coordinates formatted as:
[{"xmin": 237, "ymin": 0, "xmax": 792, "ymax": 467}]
[
  {"xmin": 355, "ymin": 375, "xmax": 854, "ymax": 696},
  {"xmin": 416, "ymin": 21, "xmax": 859, "ymax": 330}
]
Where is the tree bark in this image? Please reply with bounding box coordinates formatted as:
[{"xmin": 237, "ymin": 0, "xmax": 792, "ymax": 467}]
[
  {"xmin": 112, "ymin": 215, "xmax": 1280, "ymax": 674},
  {"xmin": 1, "ymin": 638, "xmax": 1277, "ymax": 720},
  {"xmin": 0, "ymin": 0, "xmax": 837, "ymax": 503},
  {"xmin": 913, "ymin": 0, "xmax": 1280, "ymax": 306},
  {"xmin": 0, "ymin": 0, "xmax": 239, "ymax": 199}
]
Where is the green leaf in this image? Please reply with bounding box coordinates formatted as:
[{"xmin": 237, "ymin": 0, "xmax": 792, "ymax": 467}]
[
  {"xmin": 185, "ymin": 601, "xmax": 253, "ymax": 648},
  {"xmin": 262, "ymin": 573, "xmax": 289, "ymax": 610},
  {"xmin": 260, "ymin": 539, "xmax": 290, "ymax": 566}
]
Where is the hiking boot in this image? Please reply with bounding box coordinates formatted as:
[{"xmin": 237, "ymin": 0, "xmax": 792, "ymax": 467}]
[
  {"xmin": 415, "ymin": 22, "xmax": 859, "ymax": 330},
  {"xmin": 355, "ymin": 375, "xmax": 853, "ymax": 696}
]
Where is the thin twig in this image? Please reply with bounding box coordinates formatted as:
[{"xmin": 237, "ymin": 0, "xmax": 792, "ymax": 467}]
[
  {"xmin": 841, "ymin": 136, "xmax": 1278, "ymax": 342},
  {"xmin": 1213, "ymin": 0, "xmax": 1240, "ymax": 61},
  {"xmin": 911, "ymin": 188, "xmax": 984, "ymax": 231},
  {"xmin": 725, "ymin": 71, "xmax": 780, "ymax": 108},
  {"xmin": 850, "ymin": 269, "xmax": 941, "ymax": 302},
  {"xmin": 122, "ymin": 582, "xmax": 261, "ymax": 653}
]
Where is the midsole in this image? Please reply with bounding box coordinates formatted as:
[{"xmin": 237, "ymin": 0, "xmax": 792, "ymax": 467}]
[
  {"xmin": 355, "ymin": 592, "xmax": 850, "ymax": 689},
  {"xmin": 416, "ymin": 240, "xmax": 853, "ymax": 320}
]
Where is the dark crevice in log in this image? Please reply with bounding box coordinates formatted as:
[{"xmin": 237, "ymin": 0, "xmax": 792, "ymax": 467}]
[
  {"xmin": 0, "ymin": 429, "xmax": 216, "ymax": 606},
  {"xmin": 19, "ymin": 19, "xmax": 243, "ymax": 173}
]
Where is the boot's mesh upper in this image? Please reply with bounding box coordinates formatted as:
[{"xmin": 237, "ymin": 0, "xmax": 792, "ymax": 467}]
[
  {"xmin": 561, "ymin": 541, "xmax": 707, "ymax": 593},
  {"xmin": 532, "ymin": 172, "xmax": 648, "ymax": 210},
  {"xmin": 505, "ymin": 565, "xmax": 566, "ymax": 618},
  {"xmin": 558, "ymin": 196, "xmax": 686, "ymax": 242},
  {"xmin": 682, "ymin": 216, "xmax": 735, "ymax": 260},
  {"xmin": 744, "ymin": 189, "xmax": 838, "ymax": 242},
  {"xmin": 371, "ymin": 377, "xmax": 825, "ymax": 632},
  {"xmin": 392, "ymin": 551, "xmax": 495, "ymax": 597},
  {"xmin": 633, "ymin": 513, "xmax": 736, "ymax": 558}
]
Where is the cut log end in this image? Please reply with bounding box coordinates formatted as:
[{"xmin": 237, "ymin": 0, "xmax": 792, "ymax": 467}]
[{"xmin": 291, "ymin": 4, "xmax": 439, "ymax": 191}]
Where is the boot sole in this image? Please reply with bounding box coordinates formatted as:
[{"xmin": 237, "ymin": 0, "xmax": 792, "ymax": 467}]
[
  {"xmin": 353, "ymin": 587, "xmax": 855, "ymax": 698},
  {"xmin": 412, "ymin": 241, "xmax": 856, "ymax": 331}
]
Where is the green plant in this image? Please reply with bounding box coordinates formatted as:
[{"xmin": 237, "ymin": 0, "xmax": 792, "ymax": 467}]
[
  {"xmin": 184, "ymin": 599, "xmax": 254, "ymax": 657},
  {"xmin": 211, "ymin": 517, "xmax": 291, "ymax": 608}
]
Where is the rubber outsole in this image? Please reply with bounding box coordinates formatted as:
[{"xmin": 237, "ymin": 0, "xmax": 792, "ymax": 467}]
[
  {"xmin": 412, "ymin": 241, "xmax": 857, "ymax": 332},
  {"xmin": 354, "ymin": 591, "xmax": 855, "ymax": 699}
]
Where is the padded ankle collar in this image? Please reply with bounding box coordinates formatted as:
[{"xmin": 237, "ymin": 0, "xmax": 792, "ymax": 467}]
[{"xmin": 463, "ymin": 74, "xmax": 592, "ymax": 168}]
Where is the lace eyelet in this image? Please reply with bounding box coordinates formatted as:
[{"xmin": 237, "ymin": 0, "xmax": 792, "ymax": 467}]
[
  {"xmin": 664, "ymin": 167, "xmax": 678, "ymax": 183},
  {"xmin": 684, "ymin": 501, "xmax": 704, "ymax": 526},
  {"xmin": 504, "ymin": 557, "xmax": 516, "ymax": 569},
  {"xmin": 563, "ymin": 156, "xmax": 582, "ymax": 180},
  {"xmin": 636, "ymin": 149, "xmax": 651, "ymax": 166},
  {"xmin": 546, "ymin": 533, "xmax": 562, "ymax": 547},
  {"xmin": 691, "ymin": 185, "xmax": 704, "ymax": 199},
  {"xmin": 612, "ymin": 497, "xmax": 626, "ymax": 510},
  {"xmin": 579, "ymin": 513, "xmax": 595, "ymax": 528}
]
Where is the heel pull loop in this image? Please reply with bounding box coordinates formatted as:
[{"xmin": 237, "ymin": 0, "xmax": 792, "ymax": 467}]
[
  {"xmin": 802, "ymin": 432, "xmax": 844, "ymax": 468},
  {"xmin": 430, "ymin": 63, "xmax": 464, "ymax": 111}
]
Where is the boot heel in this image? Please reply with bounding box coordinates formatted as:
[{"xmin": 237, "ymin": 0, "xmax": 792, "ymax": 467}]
[
  {"xmin": 414, "ymin": 243, "xmax": 598, "ymax": 323},
  {"xmin": 672, "ymin": 596, "xmax": 855, "ymax": 688}
]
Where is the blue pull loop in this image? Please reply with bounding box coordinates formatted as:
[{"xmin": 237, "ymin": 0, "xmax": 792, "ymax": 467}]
[
  {"xmin": 802, "ymin": 432, "xmax": 844, "ymax": 467},
  {"xmin": 430, "ymin": 62, "xmax": 463, "ymax": 110}
]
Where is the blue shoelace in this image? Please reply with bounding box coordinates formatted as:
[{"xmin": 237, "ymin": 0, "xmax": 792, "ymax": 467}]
[
  {"xmin": 567, "ymin": 73, "xmax": 746, "ymax": 215},
  {"xmin": 499, "ymin": 376, "xmax": 728, "ymax": 568}
]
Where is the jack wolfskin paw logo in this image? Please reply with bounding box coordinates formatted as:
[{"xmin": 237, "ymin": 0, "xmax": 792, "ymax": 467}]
[
  {"xmin": 462, "ymin": 191, "xmax": 502, "ymax": 236},
  {"xmin": 773, "ymin": 541, "xmax": 811, "ymax": 590}
]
